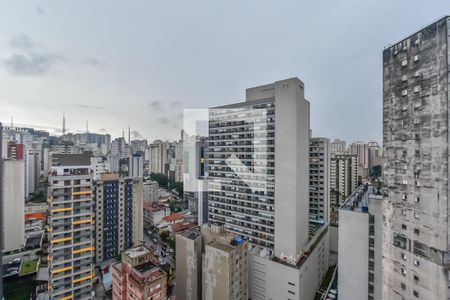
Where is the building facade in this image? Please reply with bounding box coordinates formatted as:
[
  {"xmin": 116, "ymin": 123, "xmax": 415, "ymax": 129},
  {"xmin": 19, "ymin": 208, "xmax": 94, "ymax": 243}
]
[
  {"xmin": 94, "ymin": 173, "xmax": 143, "ymax": 263},
  {"xmin": 330, "ymin": 154, "xmax": 358, "ymax": 206},
  {"xmin": 47, "ymin": 153, "xmax": 95, "ymax": 299},
  {"xmin": 112, "ymin": 246, "xmax": 167, "ymax": 300},
  {"xmin": 2, "ymin": 159, "xmax": 25, "ymax": 252},
  {"xmin": 383, "ymin": 16, "xmax": 450, "ymax": 299},
  {"xmin": 338, "ymin": 184, "xmax": 384, "ymax": 300},
  {"xmin": 309, "ymin": 137, "xmax": 330, "ymax": 223}
]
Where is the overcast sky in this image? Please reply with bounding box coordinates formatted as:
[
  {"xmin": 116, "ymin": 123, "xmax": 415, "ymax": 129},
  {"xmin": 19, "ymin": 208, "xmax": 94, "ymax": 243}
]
[{"xmin": 0, "ymin": 1, "xmax": 448, "ymax": 143}]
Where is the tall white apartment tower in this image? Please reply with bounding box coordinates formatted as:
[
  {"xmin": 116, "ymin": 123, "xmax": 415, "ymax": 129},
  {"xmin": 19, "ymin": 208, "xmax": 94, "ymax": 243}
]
[
  {"xmin": 383, "ymin": 16, "xmax": 450, "ymax": 299},
  {"xmin": 48, "ymin": 153, "xmax": 94, "ymax": 299},
  {"xmin": 208, "ymin": 77, "xmax": 310, "ymax": 259}
]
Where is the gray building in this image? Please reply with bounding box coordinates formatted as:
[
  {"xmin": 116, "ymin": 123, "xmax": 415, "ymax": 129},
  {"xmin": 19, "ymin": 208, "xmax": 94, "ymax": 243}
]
[
  {"xmin": 383, "ymin": 16, "xmax": 450, "ymax": 299},
  {"xmin": 309, "ymin": 137, "xmax": 330, "ymax": 223},
  {"xmin": 176, "ymin": 224, "xmax": 248, "ymax": 300}
]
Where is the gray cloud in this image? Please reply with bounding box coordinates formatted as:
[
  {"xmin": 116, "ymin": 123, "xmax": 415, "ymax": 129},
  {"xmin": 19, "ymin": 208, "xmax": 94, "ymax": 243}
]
[
  {"xmin": 2, "ymin": 52, "xmax": 63, "ymax": 76},
  {"xmin": 35, "ymin": 5, "xmax": 45, "ymax": 15},
  {"xmin": 157, "ymin": 117, "xmax": 170, "ymax": 124},
  {"xmin": 83, "ymin": 57, "xmax": 105, "ymax": 67},
  {"xmin": 73, "ymin": 104, "xmax": 103, "ymax": 110},
  {"xmin": 150, "ymin": 101, "xmax": 164, "ymax": 112},
  {"xmin": 10, "ymin": 34, "xmax": 36, "ymax": 51},
  {"xmin": 131, "ymin": 130, "xmax": 143, "ymax": 139}
]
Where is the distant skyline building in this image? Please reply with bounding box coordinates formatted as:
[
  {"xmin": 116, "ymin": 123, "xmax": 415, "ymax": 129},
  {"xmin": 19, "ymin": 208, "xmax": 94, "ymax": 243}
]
[
  {"xmin": 143, "ymin": 180, "xmax": 159, "ymax": 203},
  {"xmin": 150, "ymin": 140, "xmax": 168, "ymax": 175},
  {"xmin": 48, "ymin": 153, "xmax": 95, "ymax": 299},
  {"xmin": 128, "ymin": 153, "xmax": 144, "ymax": 178},
  {"xmin": 382, "ymin": 16, "xmax": 450, "ymax": 299},
  {"xmin": 330, "ymin": 154, "xmax": 358, "ymax": 206},
  {"xmin": 330, "ymin": 138, "xmax": 347, "ymax": 154}
]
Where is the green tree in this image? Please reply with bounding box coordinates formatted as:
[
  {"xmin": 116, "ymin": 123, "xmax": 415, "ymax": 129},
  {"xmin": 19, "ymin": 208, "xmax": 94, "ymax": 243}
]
[
  {"xmin": 371, "ymin": 165, "xmax": 382, "ymax": 178},
  {"xmin": 150, "ymin": 173, "xmax": 169, "ymax": 187},
  {"xmin": 159, "ymin": 230, "xmax": 170, "ymax": 242}
]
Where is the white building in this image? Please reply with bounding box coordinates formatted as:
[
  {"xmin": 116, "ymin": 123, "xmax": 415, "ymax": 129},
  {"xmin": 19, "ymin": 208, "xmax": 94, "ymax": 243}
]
[
  {"xmin": 150, "ymin": 140, "xmax": 167, "ymax": 174},
  {"xmin": 338, "ymin": 184, "xmax": 383, "ymax": 300},
  {"xmin": 208, "ymin": 78, "xmax": 329, "ymax": 299},
  {"xmin": 128, "ymin": 153, "xmax": 144, "ymax": 178},
  {"xmin": 330, "ymin": 154, "xmax": 358, "ymax": 206},
  {"xmin": 143, "ymin": 180, "xmax": 159, "ymax": 203},
  {"xmin": 330, "ymin": 139, "xmax": 346, "ymax": 154},
  {"xmin": 2, "ymin": 159, "xmax": 25, "ymax": 252},
  {"xmin": 90, "ymin": 156, "xmax": 110, "ymax": 180}
]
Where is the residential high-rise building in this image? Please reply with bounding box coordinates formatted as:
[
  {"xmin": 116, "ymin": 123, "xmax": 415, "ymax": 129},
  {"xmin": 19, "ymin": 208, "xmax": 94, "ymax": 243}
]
[
  {"xmin": 184, "ymin": 136, "xmax": 209, "ymax": 225},
  {"xmin": 330, "ymin": 154, "xmax": 358, "ymax": 206},
  {"xmin": 207, "ymin": 78, "xmax": 329, "ymax": 300},
  {"xmin": 128, "ymin": 153, "xmax": 144, "ymax": 178},
  {"xmin": 25, "ymin": 145, "xmax": 39, "ymax": 197},
  {"xmin": 368, "ymin": 141, "xmax": 382, "ymax": 174},
  {"xmin": 112, "ymin": 245, "xmax": 168, "ymax": 300},
  {"xmin": 2, "ymin": 159, "xmax": 25, "ymax": 252},
  {"xmin": 350, "ymin": 141, "xmax": 370, "ymax": 179},
  {"xmin": 48, "ymin": 153, "xmax": 94, "ymax": 299},
  {"xmin": 309, "ymin": 137, "xmax": 330, "ymax": 223},
  {"xmin": 143, "ymin": 180, "xmax": 159, "ymax": 203},
  {"xmin": 330, "ymin": 138, "xmax": 347, "ymax": 154},
  {"xmin": 382, "ymin": 16, "xmax": 450, "ymax": 299},
  {"xmin": 338, "ymin": 184, "xmax": 384, "ymax": 300},
  {"xmin": 94, "ymin": 174, "xmax": 143, "ymax": 263},
  {"xmin": 90, "ymin": 156, "xmax": 110, "ymax": 181},
  {"xmin": 176, "ymin": 224, "xmax": 248, "ymax": 300},
  {"xmin": 7, "ymin": 140, "xmax": 25, "ymax": 159},
  {"xmin": 150, "ymin": 140, "xmax": 167, "ymax": 174}
]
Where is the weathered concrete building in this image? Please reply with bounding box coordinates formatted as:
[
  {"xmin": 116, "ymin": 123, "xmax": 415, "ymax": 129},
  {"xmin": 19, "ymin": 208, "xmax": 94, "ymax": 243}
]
[
  {"xmin": 383, "ymin": 16, "xmax": 450, "ymax": 299},
  {"xmin": 176, "ymin": 224, "xmax": 248, "ymax": 300}
]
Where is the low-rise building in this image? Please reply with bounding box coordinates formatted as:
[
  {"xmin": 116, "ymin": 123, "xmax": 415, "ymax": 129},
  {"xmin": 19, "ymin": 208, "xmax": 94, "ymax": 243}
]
[
  {"xmin": 158, "ymin": 213, "xmax": 184, "ymax": 231},
  {"xmin": 112, "ymin": 245, "xmax": 167, "ymax": 300},
  {"xmin": 143, "ymin": 203, "xmax": 170, "ymax": 226}
]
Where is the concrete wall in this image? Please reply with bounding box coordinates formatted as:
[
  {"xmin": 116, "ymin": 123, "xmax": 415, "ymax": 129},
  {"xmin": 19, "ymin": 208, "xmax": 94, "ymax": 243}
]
[
  {"xmin": 176, "ymin": 233, "xmax": 202, "ymax": 300},
  {"xmin": 338, "ymin": 209, "xmax": 369, "ymax": 300}
]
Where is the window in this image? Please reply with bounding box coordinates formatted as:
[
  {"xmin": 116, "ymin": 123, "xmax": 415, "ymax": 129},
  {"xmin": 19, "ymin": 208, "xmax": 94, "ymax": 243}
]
[
  {"xmin": 402, "ymin": 180, "xmax": 408, "ymax": 185},
  {"xmin": 402, "ymin": 253, "xmax": 407, "ymax": 261},
  {"xmin": 402, "ymin": 89, "xmax": 408, "ymax": 96},
  {"xmin": 413, "ymin": 274, "xmax": 419, "ymax": 282},
  {"xmin": 401, "ymin": 282, "xmax": 406, "ymax": 290},
  {"xmin": 402, "ymin": 59, "xmax": 408, "ymax": 66},
  {"xmin": 402, "ymin": 75, "xmax": 408, "ymax": 81},
  {"xmin": 414, "ymin": 259, "xmax": 420, "ymax": 266},
  {"xmin": 402, "ymin": 194, "xmax": 408, "ymax": 200},
  {"xmin": 402, "ymin": 209, "xmax": 407, "ymax": 216},
  {"xmin": 415, "ymin": 196, "xmax": 420, "ymax": 202},
  {"xmin": 414, "ymin": 86, "xmax": 421, "ymax": 93},
  {"xmin": 414, "ymin": 228, "xmax": 420, "ymax": 235},
  {"xmin": 413, "ymin": 55, "xmax": 419, "ymax": 62},
  {"xmin": 414, "ymin": 212, "xmax": 420, "ymax": 219},
  {"xmin": 402, "ymin": 224, "xmax": 407, "ymax": 230},
  {"xmin": 401, "ymin": 267, "xmax": 407, "ymax": 276},
  {"xmin": 413, "ymin": 290, "xmax": 419, "ymax": 297}
]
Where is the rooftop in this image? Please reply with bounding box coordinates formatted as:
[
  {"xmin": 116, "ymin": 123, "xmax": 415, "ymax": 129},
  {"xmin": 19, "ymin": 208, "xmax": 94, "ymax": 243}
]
[
  {"xmin": 163, "ymin": 213, "xmax": 184, "ymax": 222},
  {"xmin": 340, "ymin": 184, "xmax": 378, "ymax": 212},
  {"xmin": 52, "ymin": 153, "xmax": 91, "ymax": 166},
  {"xmin": 180, "ymin": 226, "xmax": 201, "ymax": 240},
  {"xmin": 124, "ymin": 245, "xmax": 151, "ymax": 259}
]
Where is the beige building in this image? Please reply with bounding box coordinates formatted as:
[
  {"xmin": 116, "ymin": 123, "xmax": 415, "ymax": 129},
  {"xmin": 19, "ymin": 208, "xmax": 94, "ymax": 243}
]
[
  {"xmin": 94, "ymin": 173, "xmax": 143, "ymax": 263},
  {"xmin": 330, "ymin": 154, "xmax": 358, "ymax": 206},
  {"xmin": 176, "ymin": 223, "xmax": 249, "ymax": 300}
]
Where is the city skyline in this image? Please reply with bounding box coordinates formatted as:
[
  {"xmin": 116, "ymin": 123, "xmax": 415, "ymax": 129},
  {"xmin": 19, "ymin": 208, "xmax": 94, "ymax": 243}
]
[{"xmin": 1, "ymin": 1, "xmax": 449, "ymax": 142}]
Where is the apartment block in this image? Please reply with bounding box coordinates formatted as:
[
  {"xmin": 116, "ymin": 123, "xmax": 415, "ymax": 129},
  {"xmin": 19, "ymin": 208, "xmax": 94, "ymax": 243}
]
[
  {"xmin": 338, "ymin": 184, "xmax": 383, "ymax": 300},
  {"xmin": 330, "ymin": 154, "xmax": 358, "ymax": 206},
  {"xmin": 208, "ymin": 78, "xmax": 310, "ymax": 258},
  {"xmin": 143, "ymin": 180, "xmax": 159, "ymax": 203},
  {"xmin": 112, "ymin": 246, "xmax": 167, "ymax": 300},
  {"xmin": 128, "ymin": 153, "xmax": 144, "ymax": 178},
  {"xmin": 383, "ymin": 16, "xmax": 450, "ymax": 299},
  {"xmin": 94, "ymin": 173, "xmax": 143, "ymax": 263},
  {"xmin": 309, "ymin": 137, "xmax": 330, "ymax": 223},
  {"xmin": 48, "ymin": 153, "xmax": 94, "ymax": 299},
  {"xmin": 330, "ymin": 138, "xmax": 347, "ymax": 154}
]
